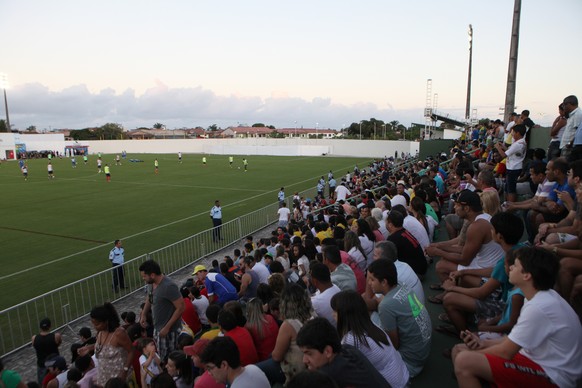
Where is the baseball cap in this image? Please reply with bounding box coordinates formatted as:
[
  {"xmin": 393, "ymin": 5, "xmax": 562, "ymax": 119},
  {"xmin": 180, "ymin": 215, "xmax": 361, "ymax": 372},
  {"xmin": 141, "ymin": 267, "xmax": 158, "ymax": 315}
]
[
  {"xmin": 45, "ymin": 355, "xmax": 67, "ymax": 370},
  {"xmin": 192, "ymin": 265, "xmax": 207, "ymax": 275},
  {"xmin": 183, "ymin": 339, "xmax": 210, "ymax": 357},
  {"xmin": 397, "ymin": 180, "xmax": 405, "ymax": 186},
  {"xmin": 456, "ymin": 190, "xmax": 482, "ymax": 209}
]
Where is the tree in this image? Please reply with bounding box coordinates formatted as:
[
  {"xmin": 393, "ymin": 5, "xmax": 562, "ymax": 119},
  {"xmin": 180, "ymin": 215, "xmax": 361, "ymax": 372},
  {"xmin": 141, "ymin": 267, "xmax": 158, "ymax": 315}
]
[
  {"xmin": 389, "ymin": 120, "xmax": 400, "ymax": 131},
  {"xmin": 153, "ymin": 123, "xmax": 164, "ymax": 129},
  {"xmin": 0, "ymin": 119, "xmax": 7, "ymax": 133},
  {"xmin": 252, "ymin": 123, "xmax": 265, "ymax": 127},
  {"xmin": 207, "ymin": 124, "xmax": 219, "ymax": 131},
  {"xmin": 26, "ymin": 125, "xmax": 37, "ymax": 132}
]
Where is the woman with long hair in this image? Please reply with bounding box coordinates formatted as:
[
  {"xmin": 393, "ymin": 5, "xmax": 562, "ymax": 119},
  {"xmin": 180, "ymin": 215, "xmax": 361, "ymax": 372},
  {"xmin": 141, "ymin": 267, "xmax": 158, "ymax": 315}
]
[
  {"xmin": 350, "ymin": 218, "xmax": 375, "ymax": 263},
  {"xmin": 344, "ymin": 230, "xmax": 367, "ymax": 271},
  {"xmin": 257, "ymin": 283, "xmax": 313, "ymax": 385},
  {"xmin": 365, "ymin": 216, "xmax": 386, "ymax": 242},
  {"xmin": 81, "ymin": 303, "xmax": 134, "ymax": 387},
  {"xmin": 480, "ymin": 190, "xmax": 501, "ymax": 216},
  {"xmin": 245, "ymin": 298, "xmax": 280, "ymax": 361},
  {"xmin": 331, "ymin": 290, "xmax": 409, "ymax": 388},
  {"xmin": 410, "ymin": 197, "xmax": 438, "ymax": 242},
  {"xmin": 165, "ymin": 350, "xmax": 194, "ymax": 388}
]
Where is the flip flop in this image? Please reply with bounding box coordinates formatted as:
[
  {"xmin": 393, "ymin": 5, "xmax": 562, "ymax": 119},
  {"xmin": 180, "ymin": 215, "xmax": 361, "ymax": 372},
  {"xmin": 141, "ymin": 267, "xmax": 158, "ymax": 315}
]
[
  {"xmin": 428, "ymin": 295, "xmax": 443, "ymax": 304},
  {"xmin": 429, "ymin": 283, "xmax": 444, "ymax": 291},
  {"xmin": 438, "ymin": 313, "xmax": 452, "ymax": 323},
  {"xmin": 435, "ymin": 324, "xmax": 459, "ymax": 338}
]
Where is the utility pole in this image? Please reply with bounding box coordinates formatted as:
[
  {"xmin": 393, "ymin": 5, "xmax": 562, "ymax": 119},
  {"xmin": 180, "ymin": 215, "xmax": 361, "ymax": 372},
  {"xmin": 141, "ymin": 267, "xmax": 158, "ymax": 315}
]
[
  {"xmin": 465, "ymin": 25, "xmax": 473, "ymax": 120},
  {"xmin": 503, "ymin": 0, "xmax": 521, "ymax": 124}
]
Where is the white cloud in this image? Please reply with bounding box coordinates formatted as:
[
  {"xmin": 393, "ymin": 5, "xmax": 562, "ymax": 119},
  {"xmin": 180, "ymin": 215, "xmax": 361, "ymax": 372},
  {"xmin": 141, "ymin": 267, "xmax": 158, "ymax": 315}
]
[{"xmin": 7, "ymin": 82, "xmax": 423, "ymax": 131}]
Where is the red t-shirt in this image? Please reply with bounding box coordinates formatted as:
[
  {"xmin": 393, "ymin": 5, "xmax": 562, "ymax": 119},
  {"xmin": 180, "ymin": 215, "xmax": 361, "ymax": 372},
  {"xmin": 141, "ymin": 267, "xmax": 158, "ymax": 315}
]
[
  {"xmin": 224, "ymin": 326, "xmax": 259, "ymax": 366},
  {"xmin": 247, "ymin": 314, "xmax": 279, "ymax": 361},
  {"xmin": 182, "ymin": 297, "xmax": 201, "ymax": 334}
]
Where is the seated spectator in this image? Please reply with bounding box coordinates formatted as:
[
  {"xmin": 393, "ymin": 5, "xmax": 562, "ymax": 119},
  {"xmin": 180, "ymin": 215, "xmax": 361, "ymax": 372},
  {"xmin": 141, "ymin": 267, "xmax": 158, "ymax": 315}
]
[
  {"xmin": 343, "ymin": 231, "xmax": 367, "ymax": 272},
  {"xmin": 385, "ymin": 210, "xmax": 427, "ymax": 276},
  {"xmin": 200, "ymin": 337, "xmax": 269, "ymax": 387},
  {"xmin": 245, "ymin": 298, "xmax": 279, "ymax": 362},
  {"xmin": 452, "ymin": 247, "xmax": 582, "ymax": 387},
  {"xmin": 529, "ymin": 158, "xmax": 576, "ymax": 237},
  {"xmin": 74, "ymin": 354, "xmax": 97, "ymax": 388},
  {"xmin": 0, "ymin": 358, "xmax": 25, "ymax": 388},
  {"xmin": 45, "ymin": 355, "xmax": 68, "ymax": 388},
  {"xmin": 179, "ymin": 287, "xmax": 201, "ymax": 337},
  {"xmin": 256, "ymin": 284, "xmax": 313, "ymax": 385},
  {"xmin": 165, "ymin": 350, "xmax": 195, "ymax": 388},
  {"xmin": 331, "ymin": 290, "xmax": 409, "ymax": 388},
  {"xmin": 350, "ymin": 219, "xmax": 375, "ymax": 264},
  {"xmin": 440, "ymin": 212, "xmax": 525, "ymax": 337},
  {"xmin": 427, "ymin": 190, "xmax": 504, "ymax": 296},
  {"xmin": 368, "ymin": 259, "xmax": 431, "ymax": 378},
  {"xmin": 365, "ymin": 216, "xmax": 385, "ymax": 243},
  {"xmin": 296, "ymin": 317, "xmax": 390, "ymax": 387},
  {"xmin": 369, "ymin": 241, "xmax": 424, "ymax": 305},
  {"xmin": 391, "ymin": 204, "xmax": 430, "ymax": 250},
  {"xmin": 189, "ymin": 287, "xmax": 210, "ymax": 331},
  {"xmin": 309, "ymin": 263, "xmax": 341, "ymax": 327},
  {"xmin": 286, "ymin": 370, "xmax": 340, "ymax": 388},
  {"xmin": 200, "ymin": 305, "xmax": 222, "ymax": 341},
  {"xmin": 217, "ymin": 311, "xmax": 258, "ymax": 366},
  {"xmin": 219, "ymin": 262, "xmax": 240, "ymax": 292},
  {"xmin": 193, "ymin": 265, "xmax": 238, "ymax": 306},
  {"xmin": 322, "ymin": 245, "xmax": 357, "ymax": 292},
  {"xmin": 237, "ymin": 257, "xmax": 260, "ymax": 302},
  {"xmin": 184, "ymin": 340, "xmax": 226, "ymax": 387}
]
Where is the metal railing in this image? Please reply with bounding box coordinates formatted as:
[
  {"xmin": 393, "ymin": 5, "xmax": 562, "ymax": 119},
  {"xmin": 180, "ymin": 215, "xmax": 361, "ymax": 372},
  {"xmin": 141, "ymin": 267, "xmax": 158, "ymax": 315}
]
[
  {"xmin": 0, "ymin": 157, "xmax": 423, "ymax": 356},
  {"xmin": 0, "ymin": 186, "xmax": 318, "ymax": 356}
]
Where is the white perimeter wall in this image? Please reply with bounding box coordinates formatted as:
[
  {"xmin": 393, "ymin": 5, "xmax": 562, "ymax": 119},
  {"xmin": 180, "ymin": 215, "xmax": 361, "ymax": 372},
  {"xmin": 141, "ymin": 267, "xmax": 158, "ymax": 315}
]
[
  {"xmin": 86, "ymin": 138, "xmax": 419, "ymax": 159},
  {"xmin": 2, "ymin": 134, "xmax": 420, "ymax": 160}
]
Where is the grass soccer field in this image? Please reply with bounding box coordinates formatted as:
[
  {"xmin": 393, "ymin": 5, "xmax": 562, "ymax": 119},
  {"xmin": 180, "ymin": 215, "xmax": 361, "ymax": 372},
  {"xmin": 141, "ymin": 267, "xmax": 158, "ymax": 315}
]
[{"xmin": 0, "ymin": 153, "xmax": 371, "ymax": 310}]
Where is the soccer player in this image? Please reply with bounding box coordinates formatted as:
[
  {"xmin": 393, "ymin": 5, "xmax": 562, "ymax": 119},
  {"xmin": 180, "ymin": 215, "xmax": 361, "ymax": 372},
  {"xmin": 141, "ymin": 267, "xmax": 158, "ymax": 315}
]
[
  {"xmin": 22, "ymin": 164, "xmax": 28, "ymax": 181},
  {"xmin": 202, "ymin": 156, "xmax": 207, "ymax": 166},
  {"xmin": 154, "ymin": 159, "xmax": 159, "ymax": 174},
  {"xmin": 104, "ymin": 164, "xmax": 111, "ymax": 182},
  {"xmin": 47, "ymin": 162, "xmax": 55, "ymax": 179},
  {"xmin": 229, "ymin": 156, "xmax": 234, "ymax": 167},
  {"xmin": 243, "ymin": 158, "xmax": 248, "ymax": 172},
  {"xmin": 97, "ymin": 157, "xmax": 102, "ymax": 173},
  {"xmin": 178, "ymin": 152, "xmax": 182, "ymax": 163}
]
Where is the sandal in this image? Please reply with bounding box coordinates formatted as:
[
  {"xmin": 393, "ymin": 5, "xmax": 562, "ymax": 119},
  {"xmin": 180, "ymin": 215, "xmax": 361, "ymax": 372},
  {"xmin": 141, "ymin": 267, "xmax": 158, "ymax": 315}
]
[
  {"xmin": 435, "ymin": 324, "xmax": 459, "ymax": 338},
  {"xmin": 438, "ymin": 313, "xmax": 452, "ymax": 323},
  {"xmin": 429, "ymin": 283, "xmax": 444, "ymax": 291},
  {"xmin": 428, "ymin": 295, "xmax": 444, "ymax": 304}
]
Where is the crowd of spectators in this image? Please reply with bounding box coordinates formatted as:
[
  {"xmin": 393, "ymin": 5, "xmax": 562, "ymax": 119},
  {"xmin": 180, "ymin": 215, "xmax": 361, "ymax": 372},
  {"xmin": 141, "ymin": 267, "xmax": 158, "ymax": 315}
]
[{"xmin": 5, "ymin": 97, "xmax": 582, "ymax": 388}]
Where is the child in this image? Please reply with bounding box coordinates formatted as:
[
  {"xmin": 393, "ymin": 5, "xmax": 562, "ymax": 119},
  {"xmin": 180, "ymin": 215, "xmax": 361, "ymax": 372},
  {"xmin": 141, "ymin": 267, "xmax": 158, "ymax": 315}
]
[{"xmin": 138, "ymin": 338, "xmax": 161, "ymax": 388}]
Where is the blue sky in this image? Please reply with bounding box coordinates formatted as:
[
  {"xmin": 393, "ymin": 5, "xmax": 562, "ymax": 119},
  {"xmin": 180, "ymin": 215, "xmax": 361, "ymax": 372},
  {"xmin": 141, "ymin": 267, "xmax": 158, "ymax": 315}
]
[{"xmin": 1, "ymin": 0, "xmax": 581, "ymax": 131}]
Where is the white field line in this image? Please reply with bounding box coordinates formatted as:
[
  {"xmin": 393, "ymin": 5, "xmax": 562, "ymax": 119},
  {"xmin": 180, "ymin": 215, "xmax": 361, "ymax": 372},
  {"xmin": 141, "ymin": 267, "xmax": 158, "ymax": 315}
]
[{"xmin": 0, "ymin": 162, "xmax": 365, "ymax": 280}]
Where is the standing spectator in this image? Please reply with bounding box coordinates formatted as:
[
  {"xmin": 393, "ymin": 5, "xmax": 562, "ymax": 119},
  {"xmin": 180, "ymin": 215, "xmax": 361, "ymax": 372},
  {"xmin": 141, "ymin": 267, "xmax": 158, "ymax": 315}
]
[
  {"xmin": 560, "ymin": 95, "xmax": 582, "ymax": 160},
  {"xmin": 139, "ymin": 260, "xmax": 185, "ymax": 361},
  {"xmin": 495, "ymin": 124, "xmax": 527, "ymax": 203},
  {"xmin": 277, "ymin": 203, "xmax": 291, "ymax": 228},
  {"xmin": 548, "ymin": 104, "xmax": 567, "ymax": 160},
  {"xmin": 210, "ymin": 200, "xmax": 223, "ymax": 242},
  {"xmin": 32, "ymin": 318, "xmax": 62, "ymax": 384},
  {"xmin": 109, "ymin": 239, "xmax": 125, "ymax": 292},
  {"xmin": 334, "ymin": 183, "xmax": 351, "ymax": 202}
]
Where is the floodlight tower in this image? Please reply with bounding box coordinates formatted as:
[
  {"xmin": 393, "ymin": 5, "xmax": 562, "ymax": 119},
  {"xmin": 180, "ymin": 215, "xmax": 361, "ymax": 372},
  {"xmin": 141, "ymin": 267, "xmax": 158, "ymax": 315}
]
[
  {"xmin": 1, "ymin": 73, "xmax": 10, "ymax": 132},
  {"xmin": 423, "ymin": 79, "xmax": 433, "ymax": 140}
]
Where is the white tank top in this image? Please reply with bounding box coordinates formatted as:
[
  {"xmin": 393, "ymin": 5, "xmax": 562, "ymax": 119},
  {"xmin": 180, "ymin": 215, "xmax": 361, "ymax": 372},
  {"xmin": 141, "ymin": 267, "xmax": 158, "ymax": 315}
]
[{"xmin": 458, "ymin": 213, "xmax": 505, "ymax": 271}]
